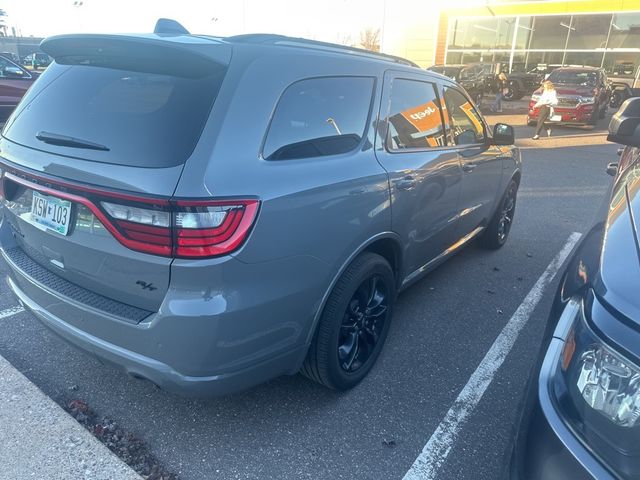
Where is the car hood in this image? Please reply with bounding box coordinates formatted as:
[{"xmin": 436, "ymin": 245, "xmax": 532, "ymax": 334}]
[{"xmin": 594, "ymin": 167, "xmax": 640, "ymax": 322}]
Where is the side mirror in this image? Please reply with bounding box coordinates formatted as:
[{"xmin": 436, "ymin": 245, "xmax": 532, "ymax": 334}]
[
  {"xmin": 607, "ymin": 97, "xmax": 640, "ymax": 147},
  {"xmin": 492, "ymin": 123, "xmax": 514, "ymax": 146},
  {"xmin": 607, "ymin": 162, "xmax": 619, "ymax": 177}
]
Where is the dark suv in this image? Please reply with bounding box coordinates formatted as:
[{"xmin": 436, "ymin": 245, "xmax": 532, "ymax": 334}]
[
  {"xmin": 510, "ymin": 99, "xmax": 640, "ymax": 480},
  {"xmin": 0, "ymin": 27, "xmax": 521, "ymax": 396},
  {"xmin": 428, "ymin": 63, "xmax": 494, "ymax": 104}
]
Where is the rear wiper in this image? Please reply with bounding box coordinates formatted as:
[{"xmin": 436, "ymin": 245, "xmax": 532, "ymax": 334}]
[{"xmin": 35, "ymin": 131, "xmax": 110, "ymax": 151}]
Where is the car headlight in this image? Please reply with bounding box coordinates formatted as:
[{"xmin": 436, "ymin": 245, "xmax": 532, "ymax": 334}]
[
  {"xmin": 551, "ymin": 292, "xmax": 640, "ymax": 479},
  {"xmin": 579, "ymin": 96, "xmax": 596, "ymax": 104},
  {"xmin": 575, "ymin": 340, "xmax": 640, "ymax": 427}
]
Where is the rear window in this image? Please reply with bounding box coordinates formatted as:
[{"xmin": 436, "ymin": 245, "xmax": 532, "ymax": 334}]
[
  {"xmin": 3, "ymin": 61, "xmax": 226, "ymax": 168},
  {"xmin": 262, "ymin": 76, "xmax": 374, "ymax": 161}
]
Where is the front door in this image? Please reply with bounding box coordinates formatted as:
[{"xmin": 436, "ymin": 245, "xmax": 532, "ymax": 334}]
[
  {"xmin": 375, "ymin": 71, "xmax": 463, "ymax": 277},
  {"xmin": 440, "ymin": 84, "xmax": 503, "ymax": 237}
]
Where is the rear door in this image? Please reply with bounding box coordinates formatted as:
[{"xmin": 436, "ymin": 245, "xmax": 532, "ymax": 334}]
[
  {"xmin": 375, "ymin": 71, "xmax": 462, "ymax": 276},
  {"xmin": 0, "ymin": 35, "xmax": 231, "ymax": 314},
  {"xmin": 440, "ymin": 83, "xmax": 503, "ymax": 237}
]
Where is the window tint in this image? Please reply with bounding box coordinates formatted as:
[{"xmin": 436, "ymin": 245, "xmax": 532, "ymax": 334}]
[
  {"xmin": 263, "ymin": 77, "xmax": 374, "ymax": 161},
  {"xmin": 386, "ymin": 79, "xmax": 446, "ymax": 150},
  {"xmin": 4, "ymin": 62, "xmax": 226, "ymax": 168},
  {"xmin": 442, "ymin": 87, "xmax": 485, "ymax": 145}
]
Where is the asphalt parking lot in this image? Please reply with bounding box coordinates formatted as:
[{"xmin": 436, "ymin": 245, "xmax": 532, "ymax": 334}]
[{"xmin": 0, "ymin": 110, "xmax": 617, "ymax": 480}]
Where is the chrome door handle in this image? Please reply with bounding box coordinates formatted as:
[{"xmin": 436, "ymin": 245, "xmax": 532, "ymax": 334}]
[
  {"xmin": 462, "ymin": 163, "xmax": 477, "ymax": 173},
  {"xmin": 395, "ymin": 175, "xmax": 416, "ymax": 190}
]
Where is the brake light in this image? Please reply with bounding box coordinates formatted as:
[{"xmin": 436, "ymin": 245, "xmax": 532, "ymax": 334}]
[
  {"xmin": 1, "ymin": 169, "xmax": 259, "ymax": 259},
  {"xmin": 99, "ymin": 199, "xmax": 259, "ymax": 258},
  {"xmin": 173, "ymin": 200, "xmax": 259, "ymax": 258}
]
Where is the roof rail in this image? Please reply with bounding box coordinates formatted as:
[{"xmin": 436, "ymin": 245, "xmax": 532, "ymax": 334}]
[{"xmin": 225, "ymin": 33, "xmax": 420, "ymax": 68}]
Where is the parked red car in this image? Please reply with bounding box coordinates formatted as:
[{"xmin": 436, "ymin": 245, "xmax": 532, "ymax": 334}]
[
  {"xmin": 0, "ymin": 55, "xmax": 38, "ymax": 120},
  {"xmin": 527, "ymin": 67, "xmax": 610, "ymax": 126}
]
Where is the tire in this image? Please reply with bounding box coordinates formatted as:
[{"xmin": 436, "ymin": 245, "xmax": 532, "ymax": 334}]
[
  {"xmin": 480, "ymin": 179, "xmax": 518, "ymax": 250},
  {"xmin": 587, "ymin": 107, "xmax": 599, "ymax": 126},
  {"xmin": 503, "ymin": 81, "xmax": 523, "ymax": 101},
  {"xmin": 301, "ymin": 252, "xmax": 395, "ymax": 390}
]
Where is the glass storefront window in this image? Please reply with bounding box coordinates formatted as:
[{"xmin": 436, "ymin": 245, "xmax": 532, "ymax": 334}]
[
  {"xmin": 525, "ymin": 51, "xmax": 564, "ymax": 70},
  {"xmin": 529, "ymin": 15, "xmax": 571, "ymax": 49},
  {"xmin": 603, "ymin": 52, "xmax": 640, "ymax": 78},
  {"xmin": 465, "ymin": 18, "xmax": 500, "ymax": 49},
  {"xmin": 564, "ymin": 51, "xmax": 604, "ymax": 68},
  {"xmin": 566, "ymin": 14, "xmax": 612, "ymax": 49},
  {"xmin": 444, "ymin": 12, "xmax": 640, "ymax": 75},
  {"xmin": 461, "ymin": 51, "xmax": 482, "ymax": 63},
  {"xmin": 445, "ymin": 51, "xmax": 463, "ymax": 64},
  {"xmin": 608, "ymin": 12, "xmax": 640, "ymax": 49},
  {"xmin": 514, "ymin": 16, "xmax": 534, "ymax": 50},
  {"xmin": 496, "ymin": 18, "xmax": 517, "ymax": 49}
]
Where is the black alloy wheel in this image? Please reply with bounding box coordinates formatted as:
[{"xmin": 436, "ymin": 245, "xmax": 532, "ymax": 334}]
[
  {"xmin": 480, "ymin": 179, "xmax": 518, "ymax": 249},
  {"xmin": 301, "ymin": 252, "xmax": 395, "ymax": 390},
  {"xmin": 338, "ymin": 275, "xmax": 389, "ymax": 373},
  {"xmin": 497, "ymin": 182, "xmax": 517, "ymax": 244}
]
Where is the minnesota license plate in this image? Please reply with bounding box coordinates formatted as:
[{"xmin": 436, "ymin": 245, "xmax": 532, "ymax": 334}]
[{"xmin": 30, "ymin": 191, "xmax": 72, "ymax": 235}]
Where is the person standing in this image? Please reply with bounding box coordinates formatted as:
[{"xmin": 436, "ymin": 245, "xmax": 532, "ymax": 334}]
[
  {"xmin": 532, "ymin": 81, "xmax": 558, "ymax": 140},
  {"xmin": 490, "ymin": 72, "xmax": 508, "ymax": 113}
]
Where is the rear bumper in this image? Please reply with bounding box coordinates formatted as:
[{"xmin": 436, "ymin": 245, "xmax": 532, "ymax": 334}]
[
  {"xmin": 0, "ymin": 240, "xmax": 328, "ymax": 397},
  {"xmin": 7, "ymin": 274, "xmax": 308, "ymax": 396}
]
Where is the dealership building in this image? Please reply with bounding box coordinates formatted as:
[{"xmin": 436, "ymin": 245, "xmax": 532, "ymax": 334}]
[{"xmin": 384, "ymin": 0, "xmax": 640, "ymax": 75}]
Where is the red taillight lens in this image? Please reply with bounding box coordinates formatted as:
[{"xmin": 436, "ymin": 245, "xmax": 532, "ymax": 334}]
[
  {"xmin": 99, "ymin": 199, "xmax": 259, "ymax": 258},
  {"xmin": 1, "ymin": 168, "xmax": 259, "ymax": 259},
  {"xmin": 174, "ymin": 200, "xmax": 259, "ymax": 258}
]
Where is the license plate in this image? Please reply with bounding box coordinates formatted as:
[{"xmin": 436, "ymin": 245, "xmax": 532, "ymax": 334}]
[{"xmin": 30, "ymin": 191, "xmax": 72, "ymax": 235}]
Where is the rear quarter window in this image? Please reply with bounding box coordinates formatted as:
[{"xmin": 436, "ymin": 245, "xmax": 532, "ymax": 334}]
[{"xmin": 262, "ymin": 76, "xmax": 374, "ymax": 161}]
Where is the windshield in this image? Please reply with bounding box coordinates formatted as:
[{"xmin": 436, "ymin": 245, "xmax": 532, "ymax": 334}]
[{"xmin": 547, "ymin": 70, "xmax": 597, "ymax": 86}]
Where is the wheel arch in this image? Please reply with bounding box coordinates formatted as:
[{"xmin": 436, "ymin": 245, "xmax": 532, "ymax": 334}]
[{"xmin": 303, "ymin": 232, "xmax": 403, "ymax": 346}]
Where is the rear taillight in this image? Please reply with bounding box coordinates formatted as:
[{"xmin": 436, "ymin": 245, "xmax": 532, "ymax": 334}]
[
  {"xmin": 99, "ymin": 199, "xmax": 259, "ymax": 258},
  {"xmin": 173, "ymin": 200, "xmax": 259, "ymax": 258},
  {"xmin": 1, "ymin": 168, "xmax": 259, "ymax": 259}
]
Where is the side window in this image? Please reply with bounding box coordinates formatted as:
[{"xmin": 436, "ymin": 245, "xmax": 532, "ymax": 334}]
[
  {"xmin": 386, "ymin": 78, "xmax": 447, "ymax": 150},
  {"xmin": 262, "ymin": 76, "xmax": 374, "ymax": 161},
  {"xmin": 442, "ymin": 86, "xmax": 485, "ymax": 145}
]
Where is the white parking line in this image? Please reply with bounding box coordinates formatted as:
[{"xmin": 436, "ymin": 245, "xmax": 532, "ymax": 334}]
[
  {"xmin": 0, "ymin": 306, "xmax": 24, "ymax": 320},
  {"xmin": 402, "ymin": 232, "xmax": 582, "ymax": 480}
]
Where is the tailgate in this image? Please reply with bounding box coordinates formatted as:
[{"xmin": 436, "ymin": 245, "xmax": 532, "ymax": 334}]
[{"xmin": 0, "ymin": 34, "xmax": 231, "ymax": 316}]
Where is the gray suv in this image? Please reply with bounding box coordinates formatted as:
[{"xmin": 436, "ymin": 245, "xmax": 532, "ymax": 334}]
[{"xmin": 0, "ymin": 29, "xmax": 521, "ymax": 396}]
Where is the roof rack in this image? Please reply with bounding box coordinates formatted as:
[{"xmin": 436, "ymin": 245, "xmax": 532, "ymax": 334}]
[{"xmin": 225, "ymin": 33, "xmax": 420, "ymax": 68}]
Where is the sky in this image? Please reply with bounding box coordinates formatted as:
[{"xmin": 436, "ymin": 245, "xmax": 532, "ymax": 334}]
[{"xmin": 3, "ymin": 0, "xmax": 390, "ymax": 43}]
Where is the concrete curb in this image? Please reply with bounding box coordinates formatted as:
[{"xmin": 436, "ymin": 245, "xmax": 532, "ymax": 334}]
[{"xmin": 0, "ymin": 353, "xmax": 141, "ymax": 480}]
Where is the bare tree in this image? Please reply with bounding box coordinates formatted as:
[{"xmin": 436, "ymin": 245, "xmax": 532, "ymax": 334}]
[
  {"xmin": 359, "ymin": 28, "xmax": 380, "ymax": 52},
  {"xmin": 0, "ymin": 9, "xmax": 8, "ymax": 37},
  {"xmin": 337, "ymin": 33, "xmax": 355, "ymax": 48}
]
